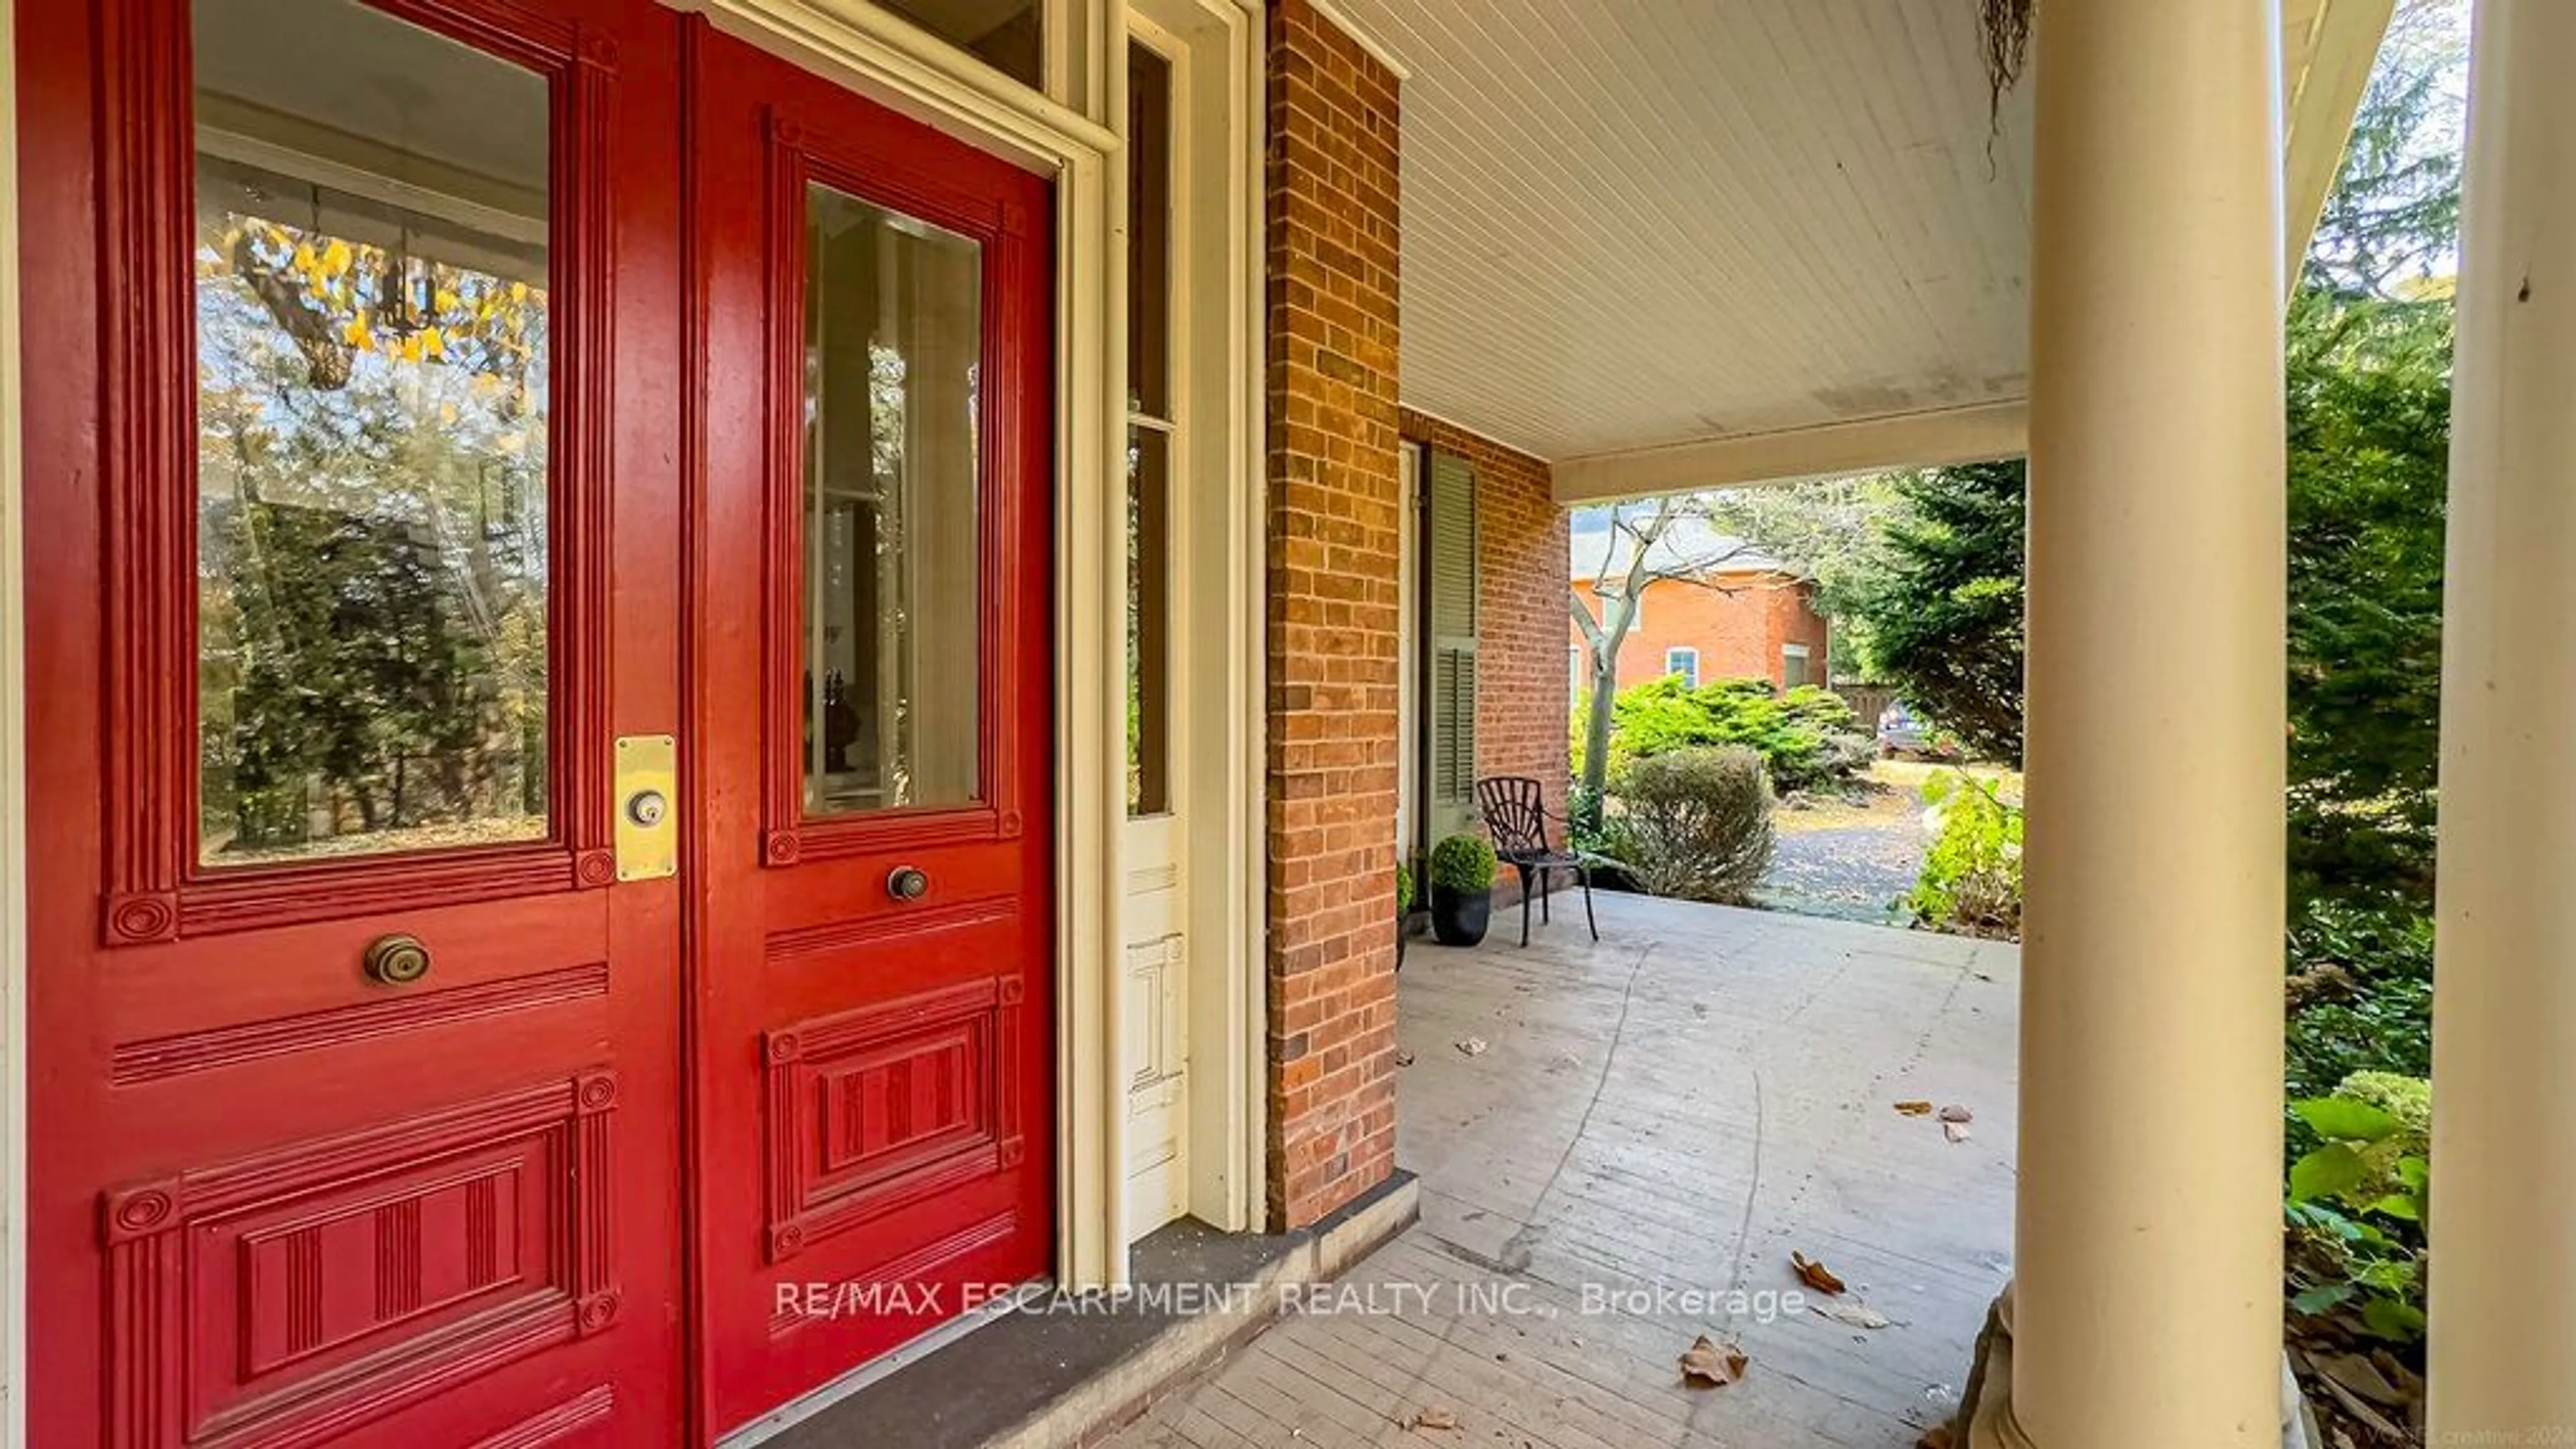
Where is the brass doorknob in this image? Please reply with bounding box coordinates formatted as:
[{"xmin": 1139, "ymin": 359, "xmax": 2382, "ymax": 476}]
[
  {"xmin": 364, "ymin": 933, "xmax": 432, "ymax": 986},
  {"xmin": 887, "ymin": 866, "xmax": 930, "ymax": 902}
]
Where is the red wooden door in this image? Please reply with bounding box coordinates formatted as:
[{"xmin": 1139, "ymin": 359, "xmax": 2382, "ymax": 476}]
[
  {"xmin": 19, "ymin": 0, "xmax": 688, "ymax": 1444},
  {"xmin": 686, "ymin": 27, "xmax": 1057, "ymax": 1434}
]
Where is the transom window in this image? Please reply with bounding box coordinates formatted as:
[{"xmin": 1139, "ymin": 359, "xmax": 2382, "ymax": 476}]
[{"xmin": 875, "ymin": 0, "xmax": 1044, "ymax": 91}]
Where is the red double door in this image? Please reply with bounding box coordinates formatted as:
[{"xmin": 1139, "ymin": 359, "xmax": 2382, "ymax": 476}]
[{"xmin": 19, "ymin": 1, "xmax": 1054, "ymax": 1444}]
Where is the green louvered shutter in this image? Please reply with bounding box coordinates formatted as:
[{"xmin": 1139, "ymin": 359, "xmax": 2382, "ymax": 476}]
[{"xmin": 1427, "ymin": 450, "xmax": 1479, "ymax": 840}]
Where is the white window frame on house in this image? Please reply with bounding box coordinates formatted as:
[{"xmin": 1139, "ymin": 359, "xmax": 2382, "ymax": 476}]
[
  {"xmin": 1666, "ymin": 646, "xmax": 1699, "ymax": 688},
  {"xmin": 1783, "ymin": 641, "xmax": 1812, "ymax": 688},
  {"xmin": 1604, "ymin": 582, "xmax": 1640, "ymax": 629},
  {"xmin": 1399, "ymin": 441, "xmax": 1422, "ymax": 859}
]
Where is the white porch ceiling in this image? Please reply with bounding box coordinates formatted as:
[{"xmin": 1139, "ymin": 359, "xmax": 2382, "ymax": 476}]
[{"xmin": 1323, "ymin": 0, "xmax": 2392, "ymax": 500}]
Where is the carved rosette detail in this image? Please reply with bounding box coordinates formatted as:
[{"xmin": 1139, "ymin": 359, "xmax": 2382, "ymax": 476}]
[
  {"xmin": 576, "ymin": 1291, "xmax": 621, "ymax": 1336},
  {"xmin": 575, "ymin": 1071, "xmax": 619, "ymax": 1114},
  {"xmin": 105, "ymin": 1183, "xmax": 180, "ymax": 1242},
  {"xmin": 763, "ymin": 830, "xmax": 802, "ymax": 867},
  {"xmin": 998, "ymin": 810, "xmax": 1024, "ymax": 839},
  {"xmin": 574, "ymin": 849, "xmax": 618, "ymax": 888},
  {"xmin": 104, "ymin": 892, "xmax": 178, "ymax": 946},
  {"xmin": 766, "ymin": 1032, "xmax": 801, "ymax": 1065}
]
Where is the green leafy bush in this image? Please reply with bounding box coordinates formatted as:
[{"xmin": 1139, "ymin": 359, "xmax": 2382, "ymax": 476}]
[
  {"xmin": 1395, "ymin": 861, "xmax": 1415, "ymax": 914},
  {"xmin": 1575, "ymin": 676, "xmax": 1870, "ymax": 796},
  {"xmin": 2285, "ymin": 1071, "xmax": 2430, "ymax": 1343},
  {"xmin": 2285, "ymin": 899, "xmax": 2434, "ymax": 1101},
  {"xmin": 1903, "ymin": 771, "xmax": 2023, "ymax": 938},
  {"xmin": 1598, "ymin": 747, "xmax": 1774, "ymax": 904},
  {"xmin": 1565, "ymin": 780, "xmax": 1611, "ymax": 857},
  {"xmin": 1428, "ymin": 833, "xmax": 1496, "ymax": 894}
]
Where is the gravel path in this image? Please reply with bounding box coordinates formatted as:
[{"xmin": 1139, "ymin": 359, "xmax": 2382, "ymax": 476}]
[
  {"xmin": 1756, "ymin": 819, "xmax": 1925, "ymax": 925},
  {"xmin": 1753, "ymin": 765, "xmax": 1939, "ymax": 925}
]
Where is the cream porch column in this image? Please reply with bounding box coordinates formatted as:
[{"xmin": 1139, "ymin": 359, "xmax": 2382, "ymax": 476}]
[
  {"xmin": 2428, "ymin": 0, "xmax": 2576, "ymax": 1432},
  {"xmin": 2013, "ymin": 0, "xmax": 2288, "ymax": 1441}
]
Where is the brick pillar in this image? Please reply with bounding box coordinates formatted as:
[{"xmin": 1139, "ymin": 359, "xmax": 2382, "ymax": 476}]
[{"xmin": 1263, "ymin": 0, "xmax": 1401, "ymax": 1231}]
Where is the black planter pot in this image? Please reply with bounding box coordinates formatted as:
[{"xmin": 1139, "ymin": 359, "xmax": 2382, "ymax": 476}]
[{"xmin": 1430, "ymin": 885, "xmax": 1492, "ymax": 947}]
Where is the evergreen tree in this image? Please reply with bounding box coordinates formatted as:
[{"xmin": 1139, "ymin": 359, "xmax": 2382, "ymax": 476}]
[{"xmin": 1851, "ymin": 460, "xmax": 2027, "ymax": 764}]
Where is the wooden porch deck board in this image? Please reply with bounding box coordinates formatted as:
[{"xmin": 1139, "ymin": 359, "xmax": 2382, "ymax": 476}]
[{"xmin": 1108, "ymin": 894, "xmax": 2019, "ymax": 1448}]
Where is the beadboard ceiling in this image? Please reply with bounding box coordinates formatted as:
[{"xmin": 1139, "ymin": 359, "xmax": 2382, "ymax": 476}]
[{"xmin": 1322, "ymin": 0, "xmax": 2391, "ymax": 497}]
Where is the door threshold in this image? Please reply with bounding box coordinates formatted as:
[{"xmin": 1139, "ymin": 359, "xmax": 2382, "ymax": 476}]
[
  {"xmin": 718, "ymin": 1281, "xmax": 1049, "ymax": 1449},
  {"xmin": 745, "ymin": 1173, "xmax": 1417, "ymax": 1449}
]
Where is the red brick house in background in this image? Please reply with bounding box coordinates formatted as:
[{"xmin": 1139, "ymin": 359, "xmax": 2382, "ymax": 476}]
[{"xmin": 1569, "ymin": 514, "xmax": 1831, "ymax": 694}]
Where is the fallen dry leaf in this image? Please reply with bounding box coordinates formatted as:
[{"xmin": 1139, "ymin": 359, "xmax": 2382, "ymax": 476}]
[
  {"xmin": 1395, "ymin": 1050, "xmax": 1417, "ymax": 1067},
  {"xmin": 2309, "ymin": 1350, "xmax": 2404, "ymax": 1407},
  {"xmin": 1454, "ymin": 1036, "xmax": 1488, "ymax": 1057},
  {"xmin": 1406, "ymin": 1406, "xmax": 1460, "ymax": 1433},
  {"xmin": 2311, "ymin": 1373, "xmax": 2406, "ymax": 1443},
  {"xmin": 1942, "ymin": 1120, "xmax": 1973, "ymax": 1144},
  {"xmin": 1893, "ymin": 1100, "xmax": 1935, "ymax": 1116},
  {"xmin": 1918, "ymin": 1428, "xmax": 1956, "ymax": 1449},
  {"xmin": 1937, "ymin": 1104, "xmax": 1973, "ymax": 1124},
  {"xmin": 1677, "ymin": 1334, "xmax": 1749, "ymax": 1387},
  {"xmin": 1813, "ymin": 1301, "xmax": 1892, "ymax": 1330},
  {"xmin": 1790, "ymin": 1251, "xmax": 1847, "ymax": 1295}
]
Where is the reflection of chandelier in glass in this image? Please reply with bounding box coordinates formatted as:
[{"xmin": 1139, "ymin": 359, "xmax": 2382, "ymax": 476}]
[
  {"xmin": 378, "ymin": 94, "xmax": 429, "ymax": 339},
  {"xmin": 380, "ymin": 236, "xmax": 428, "ymax": 338}
]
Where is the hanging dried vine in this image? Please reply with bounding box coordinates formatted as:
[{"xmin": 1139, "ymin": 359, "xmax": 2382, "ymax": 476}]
[{"xmin": 1978, "ymin": 0, "xmax": 2035, "ymax": 139}]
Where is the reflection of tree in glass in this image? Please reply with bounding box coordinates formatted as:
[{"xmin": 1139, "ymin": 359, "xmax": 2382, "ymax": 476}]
[
  {"xmin": 869, "ymin": 339, "xmax": 910, "ymax": 804},
  {"xmin": 196, "ymin": 205, "xmax": 551, "ymax": 859}
]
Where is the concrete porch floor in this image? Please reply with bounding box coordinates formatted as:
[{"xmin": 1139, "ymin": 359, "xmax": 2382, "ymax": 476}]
[{"xmin": 1110, "ymin": 893, "xmax": 2021, "ymax": 1448}]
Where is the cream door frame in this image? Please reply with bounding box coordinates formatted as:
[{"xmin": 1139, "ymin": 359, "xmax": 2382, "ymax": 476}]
[{"xmin": 687, "ymin": 0, "xmax": 1268, "ymax": 1274}]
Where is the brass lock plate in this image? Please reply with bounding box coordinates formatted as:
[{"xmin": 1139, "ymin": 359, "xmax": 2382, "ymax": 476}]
[{"xmin": 614, "ymin": 734, "xmax": 678, "ymax": 882}]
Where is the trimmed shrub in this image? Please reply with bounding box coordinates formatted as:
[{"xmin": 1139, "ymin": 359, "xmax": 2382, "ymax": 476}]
[
  {"xmin": 1429, "ymin": 833, "xmax": 1496, "ymax": 894},
  {"xmin": 1599, "ymin": 747, "xmax": 1774, "ymax": 904},
  {"xmin": 1575, "ymin": 676, "xmax": 1870, "ymax": 795}
]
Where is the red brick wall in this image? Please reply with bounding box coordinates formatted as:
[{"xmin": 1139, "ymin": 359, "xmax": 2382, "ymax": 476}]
[
  {"xmin": 1263, "ymin": 0, "xmax": 1401, "ymax": 1232},
  {"xmin": 1401, "ymin": 410, "xmax": 1570, "ymax": 841},
  {"xmin": 1573, "ymin": 573, "xmax": 1829, "ymax": 690}
]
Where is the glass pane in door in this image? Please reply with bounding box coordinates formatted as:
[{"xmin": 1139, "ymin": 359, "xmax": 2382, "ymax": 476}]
[
  {"xmin": 193, "ymin": 0, "xmax": 553, "ymax": 865},
  {"xmin": 802, "ymin": 184, "xmax": 983, "ymax": 815}
]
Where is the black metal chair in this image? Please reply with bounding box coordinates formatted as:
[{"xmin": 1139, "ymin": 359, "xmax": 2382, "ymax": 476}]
[{"xmin": 1474, "ymin": 776, "xmax": 1599, "ymax": 947}]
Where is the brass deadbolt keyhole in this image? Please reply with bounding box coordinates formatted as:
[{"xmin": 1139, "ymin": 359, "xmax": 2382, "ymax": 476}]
[
  {"xmin": 627, "ymin": 789, "xmax": 669, "ymax": 827},
  {"xmin": 364, "ymin": 933, "xmax": 433, "ymax": 986},
  {"xmin": 887, "ymin": 865, "xmax": 930, "ymax": 902}
]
